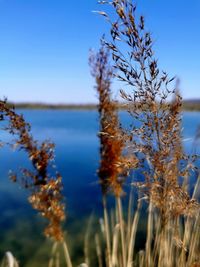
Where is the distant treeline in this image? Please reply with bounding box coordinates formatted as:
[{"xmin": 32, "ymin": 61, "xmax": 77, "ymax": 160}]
[
  {"xmin": 182, "ymin": 100, "xmax": 200, "ymax": 111},
  {"xmin": 8, "ymin": 102, "xmax": 98, "ymax": 110},
  {"xmin": 8, "ymin": 100, "xmax": 200, "ymax": 111}
]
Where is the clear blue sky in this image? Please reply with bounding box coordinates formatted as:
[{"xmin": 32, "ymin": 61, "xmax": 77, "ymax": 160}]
[{"xmin": 0, "ymin": 0, "xmax": 199, "ymax": 104}]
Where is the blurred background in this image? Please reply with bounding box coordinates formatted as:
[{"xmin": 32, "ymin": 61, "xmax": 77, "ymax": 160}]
[{"xmin": 0, "ymin": 0, "xmax": 199, "ymax": 266}]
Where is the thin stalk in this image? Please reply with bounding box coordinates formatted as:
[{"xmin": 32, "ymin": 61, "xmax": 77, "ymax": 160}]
[
  {"xmin": 84, "ymin": 214, "xmax": 93, "ymax": 267},
  {"xmin": 126, "ymin": 185, "xmax": 134, "ymax": 246},
  {"xmin": 187, "ymin": 214, "xmax": 200, "ymax": 265},
  {"xmin": 63, "ymin": 241, "xmax": 73, "ymax": 267},
  {"xmin": 48, "ymin": 242, "xmax": 58, "ymax": 267},
  {"xmin": 111, "ymin": 224, "xmax": 120, "ymax": 267},
  {"xmin": 56, "ymin": 252, "xmax": 60, "ymax": 267},
  {"xmin": 145, "ymin": 200, "xmax": 153, "ymax": 267},
  {"xmin": 152, "ymin": 213, "xmax": 161, "ymax": 265},
  {"xmin": 95, "ymin": 234, "xmax": 103, "ymax": 267},
  {"xmin": 127, "ymin": 200, "xmax": 141, "ymax": 267},
  {"xmin": 103, "ymin": 196, "xmax": 112, "ymax": 267},
  {"xmin": 180, "ymin": 216, "xmax": 192, "ymax": 265},
  {"xmin": 117, "ymin": 197, "xmax": 126, "ymax": 267},
  {"xmin": 192, "ymin": 174, "xmax": 200, "ymax": 199},
  {"xmin": 139, "ymin": 250, "xmax": 145, "ymax": 267}
]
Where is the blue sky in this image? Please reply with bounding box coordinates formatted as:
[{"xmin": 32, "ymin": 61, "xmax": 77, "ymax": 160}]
[{"xmin": 0, "ymin": 0, "xmax": 199, "ymax": 103}]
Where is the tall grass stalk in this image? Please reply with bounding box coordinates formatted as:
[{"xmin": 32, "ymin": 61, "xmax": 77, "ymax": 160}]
[
  {"xmin": 48, "ymin": 242, "xmax": 58, "ymax": 267},
  {"xmin": 95, "ymin": 234, "xmax": 103, "ymax": 267},
  {"xmin": 63, "ymin": 241, "xmax": 73, "ymax": 267},
  {"xmin": 145, "ymin": 199, "xmax": 153, "ymax": 267},
  {"xmin": 94, "ymin": 189, "xmax": 199, "ymax": 266},
  {"xmin": 1, "ymin": 252, "xmax": 19, "ymax": 267},
  {"xmin": 84, "ymin": 214, "xmax": 94, "ymax": 266},
  {"xmin": 127, "ymin": 199, "xmax": 141, "ymax": 267},
  {"xmin": 103, "ymin": 196, "xmax": 112, "ymax": 267},
  {"xmin": 117, "ymin": 197, "xmax": 126, "ymax": 267}
]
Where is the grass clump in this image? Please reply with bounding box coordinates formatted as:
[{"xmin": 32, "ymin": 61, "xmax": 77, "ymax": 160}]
[{"xmin": 88, "ymin": 0, "xmax": 200, "ymax": 266}]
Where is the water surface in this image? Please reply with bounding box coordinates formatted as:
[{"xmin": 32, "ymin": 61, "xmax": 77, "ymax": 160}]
[{"xmin": 0, "ymin": 110, "xmax": 199, "ymax": 265}]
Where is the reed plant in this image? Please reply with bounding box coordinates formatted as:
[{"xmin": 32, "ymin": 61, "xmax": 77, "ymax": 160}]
[
  {"xmin": 0, "ymin": 99, "xmax": 72, "ymax": 267},
  {"xmin": 88, "ymin": 42, "xmax": 200, "ymax": 261},
  {"xmin": 0, "ymin": 99, "xmax": 65, "ymax": 241},
  {"xmin": 96, "ymin": 0, "xmax": 200, "ymax": 218},
  {"xmin": 89, "ymin": 0, "xmax": 200, "ymax": 266}
]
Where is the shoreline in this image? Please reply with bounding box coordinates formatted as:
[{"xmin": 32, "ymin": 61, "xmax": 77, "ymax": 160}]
[{"xmin": 8, "ymin": 102, "xmax": 200, "ymax": 111}]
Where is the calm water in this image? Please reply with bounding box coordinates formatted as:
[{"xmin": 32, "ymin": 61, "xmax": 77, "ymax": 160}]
[{"xmin": 0, "ymin": 110, "xmax": 199, "ymax": 264}]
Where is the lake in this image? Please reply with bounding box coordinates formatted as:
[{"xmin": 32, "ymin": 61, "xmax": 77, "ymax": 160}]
[{"xmin": 0, "ymin": 110, "xmax": 199, "ymax": 265}]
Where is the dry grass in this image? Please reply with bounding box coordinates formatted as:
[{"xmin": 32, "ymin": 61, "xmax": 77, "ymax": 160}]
[
  {"xmin": 91, "ymin": 186, "xmax": 200, "ymax": 267},
  {"xmin": 89, "ymin": 0, "xmax": 200, "ymax": 266},
  {"xmin": 89, "ymin": 43, "xmax": 138, "ymax": 197},
  {"xmin": 1, "ymin": 252, "xmax": 19, "ymax": 267},
  {"xmin": 0, "ymin": 99, "xmax": 65, "ymax": 241},
  {"xmin": 97, "ymin": 0, "xmax": 199, "ymax": 223}
]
